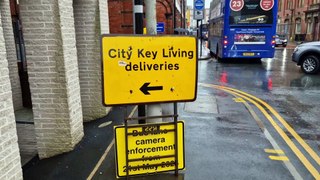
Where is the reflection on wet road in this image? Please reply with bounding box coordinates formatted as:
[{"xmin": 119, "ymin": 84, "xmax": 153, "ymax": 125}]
[
  {"xmin": 89, "ymin": 48, "xmax": 320, "ymax": 180},
  {"xmin": 198, "ymin": 48, "xmax": 320, "ymax": 179},
  {"xmin": 200, "ymin": 48, "xmax": 320, "ymax": 91}
]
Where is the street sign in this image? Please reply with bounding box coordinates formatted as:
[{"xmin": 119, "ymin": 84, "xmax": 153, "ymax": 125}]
[
  {"xmin": 114, "ymin": 121, "xmax": 185, "ymax": 177},
  {"xmin": 193, "ymin": 0, "xmax": 205, "ymax": 20},
  {"xmin": 194, "ymin": 10, "xmax": 204, "ymax": 20},
  {"xmin": 157, "ymin": 22, "xmax": 165, "ymax": 33},
  {"xmin": 101, "ymin": 35, "xmax": 197, "ymax": 106},
  {"xmin": 194, "ymin": 0, "xmax": 204, "ymax": 10},
  {"xmin": 260, "ymin": 0, "xmax": 274, "ymax": 11},
  {"xmin": 230, "ymin": 0, "xmax": 244, "ymax": 12}
]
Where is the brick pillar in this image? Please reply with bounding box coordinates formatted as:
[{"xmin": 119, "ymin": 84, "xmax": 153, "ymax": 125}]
[
  {"xmin": 0, "ymin": 0, "xmax": 23, "ymax": 110},
  {"xmin": 74, "ymin": 0, "xmax": 111, "ymax": 122},
  {"xmin": 0, "ymin": 4, "xmax": 23, "ymax": 179},
  {"xmin": 19, "ymin": 0, "xmax": 84, "ymax": 158}
]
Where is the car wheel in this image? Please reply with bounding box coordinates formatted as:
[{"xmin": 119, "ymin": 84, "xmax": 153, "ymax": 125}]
[{"xmin": 301, "ymin": 55, "xmax": 320, "ymax": 74}]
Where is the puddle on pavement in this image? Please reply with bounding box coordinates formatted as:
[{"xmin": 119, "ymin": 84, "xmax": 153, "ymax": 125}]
[
  {"xmin": 216, "ymin": 116, "xmax": 240, "ymax": 125},
  {"xmin": 184, "ymin": 94, "xmax": 218, "ymax": 114}
]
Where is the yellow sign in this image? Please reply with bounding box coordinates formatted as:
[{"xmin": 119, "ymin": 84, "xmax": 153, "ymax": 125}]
[
  {"xmin": 101, "ymin": 35, "xmax": 197, "ymax": 105},
  {"xmin": 114, "ymin": 121, "xmax": 185, "ymax": 177}
]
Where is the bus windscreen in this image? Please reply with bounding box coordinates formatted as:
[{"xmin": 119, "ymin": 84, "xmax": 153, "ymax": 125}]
[{"xmin": 229, "ymin": 0, "xmax": 273, "ymax": 25}]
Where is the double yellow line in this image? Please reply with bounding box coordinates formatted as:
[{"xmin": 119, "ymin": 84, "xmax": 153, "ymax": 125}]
[{"xmin": 200, "ymin": 83, "xmax": 320, "ymax": 179}]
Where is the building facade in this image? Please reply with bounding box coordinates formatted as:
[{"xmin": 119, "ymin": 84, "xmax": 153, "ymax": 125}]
[
  {"xmin": 0, "ymin": 0, "xmax": 111, "ymax": 178},
  {"xmin": 277, "ymin": 0, "xmax": 320, "ymax": 41},
  {"xmin": 108, "ymin": 0, "xmax": 186, "ymax": 34},
  {"xmin": 1, "ymin": 0, "xmax": 190, "ymax": 178}
]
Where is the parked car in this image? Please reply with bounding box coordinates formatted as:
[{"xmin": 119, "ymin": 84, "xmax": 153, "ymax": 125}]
[
  {"xmin": 275, "ymin": 34, "xmax": 287, "ymax": 47},
  {"xmin": 292, "ymin": 41, "xmax": 320, "ymax": 74}
]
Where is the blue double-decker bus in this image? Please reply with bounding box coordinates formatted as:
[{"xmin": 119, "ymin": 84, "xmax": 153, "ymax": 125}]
[{"xmin": 208, "ymin": 0, "xmax": 278, "ymax": 60}]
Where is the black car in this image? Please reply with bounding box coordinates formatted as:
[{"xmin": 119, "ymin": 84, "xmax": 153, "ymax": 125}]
[{"xmin": 292, "ymin": 41, "xmax": 320, "ymax": 74}]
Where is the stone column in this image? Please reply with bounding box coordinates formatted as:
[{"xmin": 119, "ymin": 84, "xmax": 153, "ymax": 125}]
[
  {"xmin": 19, "ymin": 0, "xmax": 84, "ymax": 158},
  {"xmin": 73, "ymin": 0, "xmax": 111, "ymax": 122},
  {"xmin": 0, "ymin": 2, "xmax": 23, "ymax": 179},
  {"xmin": 0, "ymin": 0, "xmax": 23, "ymax": 110}
]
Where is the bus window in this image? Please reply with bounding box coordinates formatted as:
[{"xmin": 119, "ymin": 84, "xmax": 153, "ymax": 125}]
[{"xmin": 229, "ymin": 0, "xmax": 273, "ymax": 25}]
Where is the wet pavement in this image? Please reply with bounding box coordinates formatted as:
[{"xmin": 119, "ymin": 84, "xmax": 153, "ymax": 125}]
[{"xmin": 22, "ymin": 48, "xmax": 320, "ymax": 179}]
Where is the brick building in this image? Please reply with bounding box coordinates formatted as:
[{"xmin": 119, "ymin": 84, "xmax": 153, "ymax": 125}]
[
  {"xmin": 108, "ymin": 0, "xmax": 186, "ymax": 34},
  {"xmin": 1, "ymin": 0, "xmax": 111, "ymax": 178},
  {"xmin": 1, "ymin": 0, "xmax": 189, "ymax": 177},
  {"xmin": 277, "ymin": 0, "xmax": 320, "ymax": 41}
]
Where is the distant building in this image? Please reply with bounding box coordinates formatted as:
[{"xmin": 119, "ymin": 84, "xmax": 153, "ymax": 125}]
[
  {"xmin": 108, "ymin": 0, "xmax": 186, "ymax": 34},
  {"xmin": 277, "ymin": 0, "xmax": 320, "ymax": 42},
  {"xmin": 186, "ymin": 6, "xmax": 196, "ymax": 29},
  {"xmin": 186, "ymin": 6, "xmax": 209, "ymax": 30}
]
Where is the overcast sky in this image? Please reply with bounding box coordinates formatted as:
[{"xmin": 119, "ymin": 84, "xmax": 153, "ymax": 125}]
[{"xmin": 187, "ymin": 0, "xmax": 210, "ymax": 8}]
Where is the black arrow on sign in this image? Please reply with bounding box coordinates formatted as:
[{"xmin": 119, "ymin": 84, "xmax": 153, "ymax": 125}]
[{"xmin": 140, "ymin": 82, "xmax": 163, "ymax": 95}]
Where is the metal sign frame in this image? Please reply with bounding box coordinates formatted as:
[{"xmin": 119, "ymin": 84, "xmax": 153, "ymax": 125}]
[{"xmin": 114, "ymin": 103, "xmax": 185, "ymax": 178}]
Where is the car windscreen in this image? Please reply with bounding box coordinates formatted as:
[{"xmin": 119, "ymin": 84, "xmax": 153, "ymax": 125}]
[{"xmin": 229, "ymin": 0, "xmax": 274, "ymax": 25}]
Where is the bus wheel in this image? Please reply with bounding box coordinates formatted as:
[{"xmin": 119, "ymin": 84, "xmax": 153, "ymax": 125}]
[
  {"xmin": 217, "ymin": 57, "xmax": 224, "ymax": 63},
  {"xmin": 210, "ymin": 51, "xmax": 215, "ymax": 58},
  {"xmin": 254, "ymin": 58, "xmax": 262, "ymax": 63},
  {"xmin": 216, "ymin": 46, "xmax": 223, "ymax": 62}
]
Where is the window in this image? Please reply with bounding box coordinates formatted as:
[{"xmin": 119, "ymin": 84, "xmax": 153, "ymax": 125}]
[
  {"xmin": 278, "ymin": 0, "xmax": 282, "ymax": 11},
  {"xmin": 307, "ymin": 19, "xmax": 313, "ymax": 34},
  {"xmin": 229, "ymin": 0, "xmax": 273, "ymax": 25},
  {"xmin": 295, "ymin": 18, "xmax": 301, "ymax": 34},
  {"xmin": 287, "ymin": 1, "xmax": 292, "ymax": 10},
  {"xmin": 284, "ymin": 19, "xmax": 290, "ymax": 34},
  {"xmin": 297, "ymin": 0, "xmax": 304, "ymax": 8}
]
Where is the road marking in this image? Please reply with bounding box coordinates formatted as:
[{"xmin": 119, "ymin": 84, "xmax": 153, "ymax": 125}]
[
  {"xmin": 218, "ymin": 87, "xmax": 320, "ymax": 179},
  {"xmin": 87, "ymin": 139, "xmax": 115, "ymax": 180},
  {"xmin": 199, "ymin": 83, "xmax": 320, "ymax": 179},
  {"xmin": 233, "ymin": 97, "xmax": 246, "ymax": 103},
  {"xmin": 265, "ymin": 149, "xmax": 289, "ymax": 162},
  {"xmin": 232, "ymin": 92, "xmax": 302, "ymax": 179},
  {"xmin": 87, "ymin": 106, "xmax": 138, "ymax": 180},
  {"xmin": 219, "ymin": 85, "xmax": 320, "ymax": 165},
  {"xmin": 269, "ymin": 155, "xmax": 289, "ymax": 161},
  {"xmin": 98, "ymin": 121, "xmax": 112, "ymax": 128},
  {"xmin": 264, "ymin": 149, "xmax": 285, "ymax": 155},
  {"xmin": 219, "ymin": 89, "xmax": 301, "ymax": 178}
]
